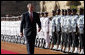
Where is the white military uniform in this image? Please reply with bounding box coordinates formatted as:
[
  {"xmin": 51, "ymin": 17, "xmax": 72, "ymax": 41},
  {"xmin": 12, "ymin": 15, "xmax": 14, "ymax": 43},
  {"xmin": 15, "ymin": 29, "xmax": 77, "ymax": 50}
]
[
  {"xmin": 42, "ymin": 16, "xmax": 50, "ymax": 48},
  {"xmin": 77, "ymin": 15, "xmax": 84, "ymax": 34},
  {"xmin": 61, "ymin": 15, "xmax": 68, "ymax": 47},
  {"xmin": 55, "ymin": 15, "xmax": 62, "ymax": 50},
  {"xmin": 52, "ymin": 16, "xmax": 56, "ymax": 33},
  {"xmin": 77, "ymin": 15, "xmax": 84, "ymax": 54},
  {"xmin": 39, "ymin": 17, "xmax": 45, "ymax": 38},
  {"xmin": 66, "ymin": 15, "xmax": 73, "ymax": 33},
  {"xmin": 60, "ymin": 15, "xmax": 64, "ymax": 32},
  {"xmin": 71, "ymin": 15, "xmax": 79, "ymax": 32},
  {"xmin": 49, "ymin": 18, "xmax": 52, "ymax": 41},
  {"xmin": 61, "ymin": 15, "xmax": 68, "ymax": 33},
  {"xmin": 55, "ymin": 15, "xmax": 62, "ymax": 32}
]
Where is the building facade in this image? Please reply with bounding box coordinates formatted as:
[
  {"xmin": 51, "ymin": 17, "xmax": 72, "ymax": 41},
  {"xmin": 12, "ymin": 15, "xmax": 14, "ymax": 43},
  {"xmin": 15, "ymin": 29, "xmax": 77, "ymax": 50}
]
[{"xmin": 1, "ymin": 1, "xmax": 84, "ymax": 16}]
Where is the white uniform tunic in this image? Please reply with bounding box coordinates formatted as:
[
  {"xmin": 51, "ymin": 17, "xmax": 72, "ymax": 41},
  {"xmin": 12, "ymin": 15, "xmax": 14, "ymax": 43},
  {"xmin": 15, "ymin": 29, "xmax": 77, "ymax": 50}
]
[
  {"xmin": 61, "ymin": 15, "xmax": 64, "ymax": 32},
  {"xmin": 61, "ymin": 15, "xmax": 68, "ymax": 32},
  {"xmin": 52, "ymin": 16, "xmax": 56, "ymax": 32},
  {"xmin": 55, "ymin": 15, "xmax": 62, "ymax": 32},
  {"xmin": 39, "ymin": 17, "xmax": 45, "ymax": 38},
  {"xmin": 77, "ymin": 15, "xmax": 84, "ymax": 34},
  {"xmin": 71, "ymin": 15, "xmax": 79, "ymax": 32},
  {"xmin": 42, "ymin": 17, "xmax": 50, "ymax": 44},
  {"xmin": 42, "ymin": 17, "xmax": 49, "ymax": 32},
  {"xmin": 40, "ymin": 17, "xmax": 45, "ymax": 28},
  {"xmin": 49, "ymin": 19, "xmax": 52, "ymax": 36},
  {"xmin": 66, "ymin": 15, "xmax": 73, "ymax": 33}
]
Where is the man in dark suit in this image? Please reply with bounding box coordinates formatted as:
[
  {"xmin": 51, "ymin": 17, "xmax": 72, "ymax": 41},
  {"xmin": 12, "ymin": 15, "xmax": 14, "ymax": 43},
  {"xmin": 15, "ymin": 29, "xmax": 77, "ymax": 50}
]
[{"xmin": 20, "ymin": 3, "xmax": 41, "ymax": 54}]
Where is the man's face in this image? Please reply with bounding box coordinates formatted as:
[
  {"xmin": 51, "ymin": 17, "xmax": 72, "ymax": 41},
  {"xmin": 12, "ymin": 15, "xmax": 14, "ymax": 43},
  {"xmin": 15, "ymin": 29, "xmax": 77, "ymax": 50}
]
[
  {"xmin": 68, "ymin": 11, "xmax": 72, "ymax": 15},
  {"xmin": 80, "ymin": 10, "xmax": 84, "ymax": 15},
  {"xmin": 41, "ymin": 14, "xmax": 44, "ymax": 17},
  {"xmin": 46, "ymin": 14, "xmax": 48, "ymax": 17},
  {"xmin": 73, "ymin": 11, "xmax": 76, "ymax": 15},
  {"xmin": 44, "ymin": 14, "xmax": 47, "ymax": 17},
  {"xmin": 27, "ymin": 4, "xmax": 34, "ymax": 12},
  {"xmin": 72, "ymin": 10, "xmax": 77, "ymax": 15},
  {"xmin": 52, "ymin": 12, "xmax": 56, "ymax": 16},
  {"xmin": 62, "ymin": 11, "xmax": 64, "ymax": 15},
  {"xmin": 56, "ymin": 11, "xmax": 58, "ymax": 15},
  {"xmin": 65, "ymin": 11, "xmax": 67, "ymax": 15},
  {"xmin": 57, "ymin": 11, "xmax": 60, "ymax": 15}
]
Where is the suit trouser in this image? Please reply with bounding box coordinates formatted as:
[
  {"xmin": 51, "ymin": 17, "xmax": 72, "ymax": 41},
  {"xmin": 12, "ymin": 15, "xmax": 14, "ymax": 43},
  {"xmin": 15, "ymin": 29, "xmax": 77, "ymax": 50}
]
[
  {"xmin": 79, "ymin": 34, "xmax": 84, "ymax": 49},
  {"xmin": 72, "ymin": 32, "xmax": 79, "ymax": 48},
  {"xmin": 25, "ymin": 36, "xmax": 36, "ymax": 54}
]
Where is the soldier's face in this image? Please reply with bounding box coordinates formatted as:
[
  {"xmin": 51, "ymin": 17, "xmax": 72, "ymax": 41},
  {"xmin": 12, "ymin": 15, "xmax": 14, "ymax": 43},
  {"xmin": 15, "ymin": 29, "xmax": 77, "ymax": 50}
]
[
  {"xmin": 56, "ymin": 11, "xmax": 58, "ymax": 14},
  {"xmin": 52, "ymin": 13, "xmax": 56, "ymax": 16},
  {"xmin": 72, "ymin": 11, "xmax": 77, "ymax": 15},
  {"xmin": 80, "ymin": 10, "xmax": 84, "ymax": 15},
  {"xmin": 62, "ymin": 12, "xmax": 64, "ymax": 15},
  {"xmin": 68, "ymin": 11, "xmax": 71, "ymax": 15},
  {"xmin": 56, "ymin": 11, "xmax": 59, "ymax": 15},
  {"xmin": 41, "ymin": 14, "xmax": 44, "ymax": 17},
  {"xmin": 65, "ymin": 12, "xmax": 67, "ymax": 15},
  {"xmin": 45, "ymin": 14, "xmax": 48, "ymax": 17}
]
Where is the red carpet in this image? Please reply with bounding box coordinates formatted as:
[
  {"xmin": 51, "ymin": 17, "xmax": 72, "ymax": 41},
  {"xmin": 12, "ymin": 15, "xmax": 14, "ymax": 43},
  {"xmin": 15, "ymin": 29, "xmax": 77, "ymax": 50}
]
[{"xmin": 1, "ymin": 49, "xmax": 20, "ymax": 54}]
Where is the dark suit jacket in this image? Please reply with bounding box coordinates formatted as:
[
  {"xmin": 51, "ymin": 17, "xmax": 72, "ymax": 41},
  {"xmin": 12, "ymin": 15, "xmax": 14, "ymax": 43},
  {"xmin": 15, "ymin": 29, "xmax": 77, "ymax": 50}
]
[{"xmin": 20, "ymin": 12, "xmax": 41, "ymax": 41}]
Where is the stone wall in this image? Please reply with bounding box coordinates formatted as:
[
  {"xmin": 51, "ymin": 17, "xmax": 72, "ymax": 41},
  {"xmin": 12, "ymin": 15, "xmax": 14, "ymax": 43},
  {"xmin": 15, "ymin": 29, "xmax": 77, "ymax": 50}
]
[
  {"xmin": 40, "ymin": 1, "xmax": 84, "ymax": 16},
  {"xmin": 40, "ymin": 1, "xmax": 84, "ymax": 12},
  {"xmin": 1, "ymin": 1, "xmax": 40, "ymax": 16}
]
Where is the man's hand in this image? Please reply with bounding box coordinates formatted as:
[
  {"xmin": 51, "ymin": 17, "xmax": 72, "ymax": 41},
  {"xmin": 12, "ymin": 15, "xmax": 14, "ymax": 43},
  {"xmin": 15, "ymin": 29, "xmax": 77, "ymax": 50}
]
[
  {"xmin": 38, "ymin": 28, "xmax": 41, "ymax": 32},
  {"xmin": 20, "ymin": 32, "xmax": 23, "ymax": 37}
]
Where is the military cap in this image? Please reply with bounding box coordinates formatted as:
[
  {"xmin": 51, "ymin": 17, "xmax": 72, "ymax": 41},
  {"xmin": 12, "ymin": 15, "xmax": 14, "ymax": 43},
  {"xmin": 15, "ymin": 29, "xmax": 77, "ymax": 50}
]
[
  {"xmin": 64, "ymin": 9, "xmax": 67, "ymax": 12},
  {"xmin": 62, "ymin": 9, "xmax": 65, "ymax": 12},
  {"xmin": 41, "ymin": 12, "xmax": 44, "ymax": 15},
  {"xmin": 72, "ymin": 8, "xmax": 77, "ymax": 12},
  {"xmin": 67, "ymin": 9, "xmax": 72, "ymax": 12},
  {"xmin": 52, "ymin": 10, "xmax": 56, "ymax": 13},
  {"xmin": 80, "ymin": 8, "xmax": 84, "ymax": 11},
  {"xmin": 44, "ymin": 12, "xmax": 48, "ymax": 14},
  {"xmin": 56, "ymin": 9, "xmax": 61, "ymax": 11}
]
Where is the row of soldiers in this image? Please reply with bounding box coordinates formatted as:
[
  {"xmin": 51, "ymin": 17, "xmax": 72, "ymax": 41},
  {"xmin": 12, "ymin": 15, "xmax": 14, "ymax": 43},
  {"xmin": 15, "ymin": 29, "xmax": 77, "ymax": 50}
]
[{"xmin": 37, "ymin": 8, "xmax": 84, "ymax": 54}]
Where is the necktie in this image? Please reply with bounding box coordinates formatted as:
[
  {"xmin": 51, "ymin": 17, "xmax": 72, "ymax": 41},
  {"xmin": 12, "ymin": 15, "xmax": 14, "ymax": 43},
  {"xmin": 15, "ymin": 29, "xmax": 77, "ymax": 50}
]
[{"xmin": 30, "ymin": 12, "xmax": 33, "ymax": 22}]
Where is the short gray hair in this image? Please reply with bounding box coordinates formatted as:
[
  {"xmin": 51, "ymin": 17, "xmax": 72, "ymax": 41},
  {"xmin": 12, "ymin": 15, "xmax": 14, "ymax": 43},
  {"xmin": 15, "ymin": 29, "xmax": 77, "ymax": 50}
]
[{"xmin": 27, "ymin": 3, "xmax": 34, "ymax": 8}]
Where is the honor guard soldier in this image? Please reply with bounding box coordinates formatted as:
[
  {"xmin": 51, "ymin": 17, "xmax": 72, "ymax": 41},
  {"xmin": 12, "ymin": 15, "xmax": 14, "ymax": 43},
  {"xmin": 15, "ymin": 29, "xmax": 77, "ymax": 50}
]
[
  {"xmin": 39, "ymin": 12, "xmax": 45, "ymax": 39},
  {"xmin": 66, "ymin": 9, "xmax": 73, "ymax": 53},
  {"xmin": 55, "ymin": 9, "xmax": 62, "ymax": 51},
  {"xmin": 36, "ymin": 12, "xmax": 44, "ymax": 48},
  {"xmin": 71, "ymin": 9, "xmax": 79, "ymax": 53},
  {"xmin": 65, "ymin": 9, "xmax": 73, "ymax": 53},
  {"xmin": 77, "ymin": 8, "xmax": 84, "ymax": 54},
  {"xmin": 42, "ymin": 12, "xmax": 50, "ymax": 48},
  {"xmin": 48, "ymin": 16, "xmax": 53, "ymax": 49},
  {"xmin": 61, "ymin": 9, "xmax": 65, "ymax": 51},
  {"xmin": 61, "ymin": 9, "xmax": 68, "ymax": 52},
  {"xmin": 51, "ymin": 10, "xmax": 57, "ymax": 50}
]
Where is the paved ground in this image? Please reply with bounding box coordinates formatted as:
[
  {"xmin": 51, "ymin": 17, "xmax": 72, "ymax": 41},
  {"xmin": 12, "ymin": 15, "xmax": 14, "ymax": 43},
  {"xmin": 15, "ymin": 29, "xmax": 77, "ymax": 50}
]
[{"xmin": 1, "ymin": 41, "xmax": 66, "ymax": 54}]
